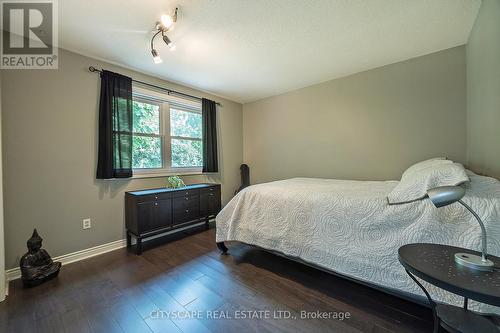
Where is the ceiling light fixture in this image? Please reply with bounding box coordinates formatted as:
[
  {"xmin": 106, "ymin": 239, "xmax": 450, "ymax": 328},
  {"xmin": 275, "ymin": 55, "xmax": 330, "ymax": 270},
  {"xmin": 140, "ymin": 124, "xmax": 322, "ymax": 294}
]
[{"xmin": 150, "ymin": 7, "xmax": 178, "ymax": 64}]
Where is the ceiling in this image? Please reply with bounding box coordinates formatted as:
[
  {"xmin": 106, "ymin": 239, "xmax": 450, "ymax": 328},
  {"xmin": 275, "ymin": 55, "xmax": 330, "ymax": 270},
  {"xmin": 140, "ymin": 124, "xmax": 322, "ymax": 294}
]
[{"xmin": 59, "ymin": 0, "xmax": 481, "ymax": 103}]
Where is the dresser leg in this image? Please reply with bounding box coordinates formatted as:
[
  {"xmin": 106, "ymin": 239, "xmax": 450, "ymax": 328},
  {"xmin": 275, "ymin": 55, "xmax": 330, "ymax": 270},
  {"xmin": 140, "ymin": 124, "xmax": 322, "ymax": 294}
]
[
  {"xmin": 136, "ymin": 237, "xmax": 143, "ymax": 255},
  {"xmin": 205, "ymin": 217, "xmax": 210, "ymax": 230},
  {"xmin": 126, "ymin": 232, "xmax": 132, "ymax": 248}
]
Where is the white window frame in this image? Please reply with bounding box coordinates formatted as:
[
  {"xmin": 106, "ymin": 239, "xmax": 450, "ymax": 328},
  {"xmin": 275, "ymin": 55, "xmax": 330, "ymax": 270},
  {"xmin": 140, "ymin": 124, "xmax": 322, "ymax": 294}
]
[{"xmin": 132, "ymin": 85, "xmax": 203, "ymax": 178}]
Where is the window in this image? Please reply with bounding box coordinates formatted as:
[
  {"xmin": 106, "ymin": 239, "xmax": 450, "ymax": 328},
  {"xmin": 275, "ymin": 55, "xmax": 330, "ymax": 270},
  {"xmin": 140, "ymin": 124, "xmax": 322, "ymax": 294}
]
[
  {"xmin": 170, "ymin": 107, "xmax": 203, "ymax": 168},
  {"xmin": 131, "ymin": 87, "xmax": 203, "ymax": 176}
]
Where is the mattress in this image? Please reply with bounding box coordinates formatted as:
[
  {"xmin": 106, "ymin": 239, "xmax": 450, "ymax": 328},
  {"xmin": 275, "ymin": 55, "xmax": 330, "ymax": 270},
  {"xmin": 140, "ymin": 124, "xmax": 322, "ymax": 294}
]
[{"xmin": 216, "ymin": 172, "xmax": 500, "ymax": 313}]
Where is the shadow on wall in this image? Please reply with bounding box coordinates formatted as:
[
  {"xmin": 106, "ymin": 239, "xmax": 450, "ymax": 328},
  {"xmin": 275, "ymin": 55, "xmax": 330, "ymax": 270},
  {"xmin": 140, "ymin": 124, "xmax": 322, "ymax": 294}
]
[{"xmin": 96, "ymin": 180, "xmax": 131, "ymax": 200}]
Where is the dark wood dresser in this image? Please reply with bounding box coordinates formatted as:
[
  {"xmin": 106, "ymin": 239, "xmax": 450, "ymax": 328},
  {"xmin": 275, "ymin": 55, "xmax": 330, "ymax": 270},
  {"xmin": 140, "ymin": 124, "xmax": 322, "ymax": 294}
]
[{"xmin": 125, "ymin": 183, "xmax": 221, "ymax": 254}]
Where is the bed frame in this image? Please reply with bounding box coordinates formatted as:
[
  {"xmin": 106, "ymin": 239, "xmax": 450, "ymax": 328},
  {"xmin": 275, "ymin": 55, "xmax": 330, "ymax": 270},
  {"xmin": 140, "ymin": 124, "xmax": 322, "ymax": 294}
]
[{"xmin": 216, "ymin": 241, "xmax": 428, "ymax": 307}]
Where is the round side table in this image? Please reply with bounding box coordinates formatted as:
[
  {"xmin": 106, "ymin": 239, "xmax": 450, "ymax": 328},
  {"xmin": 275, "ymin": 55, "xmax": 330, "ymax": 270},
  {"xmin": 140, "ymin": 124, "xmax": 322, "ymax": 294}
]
[{"xmin": 398, "ymin": 243, "xmax": 500, "ymax": 333}]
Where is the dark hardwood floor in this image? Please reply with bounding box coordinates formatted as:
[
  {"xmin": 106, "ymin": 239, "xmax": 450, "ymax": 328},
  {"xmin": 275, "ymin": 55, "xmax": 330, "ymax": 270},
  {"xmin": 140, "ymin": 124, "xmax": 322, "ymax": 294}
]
[{"xmin": 0, "ymin": 225, "xmax": 433, "ymax": 333}]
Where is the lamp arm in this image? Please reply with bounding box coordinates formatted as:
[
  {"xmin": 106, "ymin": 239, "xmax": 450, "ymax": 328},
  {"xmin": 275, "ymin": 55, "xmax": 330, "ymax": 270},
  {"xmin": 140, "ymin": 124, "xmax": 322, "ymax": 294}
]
[
  {"xmin": 458, "ymin": 200, "xmax": 488, "ymax": 262},
  {"xmin": 151, "ymin": 30, "xmax": 162, "ymax": 51}
]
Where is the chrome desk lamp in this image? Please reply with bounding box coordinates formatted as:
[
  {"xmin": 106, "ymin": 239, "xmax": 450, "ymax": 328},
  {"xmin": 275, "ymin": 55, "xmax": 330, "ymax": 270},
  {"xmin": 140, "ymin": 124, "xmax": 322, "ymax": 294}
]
[{"xmin": 427, "ymin": 186, "xmax": 494, "ymax": 271}]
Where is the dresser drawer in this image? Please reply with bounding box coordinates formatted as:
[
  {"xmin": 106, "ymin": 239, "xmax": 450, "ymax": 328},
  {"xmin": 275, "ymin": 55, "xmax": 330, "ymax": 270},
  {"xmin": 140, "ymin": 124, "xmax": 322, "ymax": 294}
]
[
  {"xmin": 135, "ymin": 192, "xmax": 171, "ymax": 203},
  {"xmin": 176, "ymin": 194, "xmax": 199, "ymax": 203},
  {"xmin": 200, "ymin": 185, "xmax": 221, "ymax": 194},
  {"xmin": 172, "ymin": 188, "xmax": 200, "ymax": 198},
  {"xmin": 172, "ymin": 196, "xmax": 200, "ymax": 224},
  {"xmin": 172, "ymin": 197, "xmax": 199, "ymax": 212}
]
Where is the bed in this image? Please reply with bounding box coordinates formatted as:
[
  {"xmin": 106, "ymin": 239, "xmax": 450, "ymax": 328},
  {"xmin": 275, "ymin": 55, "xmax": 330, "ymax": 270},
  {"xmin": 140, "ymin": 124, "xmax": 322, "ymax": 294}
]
[{"xmin": 215, "ymin": 167, "xmax": 500, "ymax": 314}]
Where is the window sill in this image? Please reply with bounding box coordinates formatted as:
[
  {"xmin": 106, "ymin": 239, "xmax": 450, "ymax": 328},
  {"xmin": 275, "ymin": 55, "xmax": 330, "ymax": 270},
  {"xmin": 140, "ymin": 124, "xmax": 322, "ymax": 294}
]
[{"xmin": 132, "ymin": 169, "xmax": 204, "ymax": 179}]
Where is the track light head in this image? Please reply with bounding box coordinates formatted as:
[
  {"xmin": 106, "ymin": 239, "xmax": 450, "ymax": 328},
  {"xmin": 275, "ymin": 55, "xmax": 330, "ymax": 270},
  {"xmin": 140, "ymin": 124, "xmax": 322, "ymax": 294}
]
[
  {"xmin": 151, "ymin": 49, "xmax": 162, "ymax": 64},
  {"xmin": 162, "ymin": 34, "xmax": 172, "ymax": 46},
  {"xmin": 161, "ymin": 32, "xmax": 175, "ymax": 50}
]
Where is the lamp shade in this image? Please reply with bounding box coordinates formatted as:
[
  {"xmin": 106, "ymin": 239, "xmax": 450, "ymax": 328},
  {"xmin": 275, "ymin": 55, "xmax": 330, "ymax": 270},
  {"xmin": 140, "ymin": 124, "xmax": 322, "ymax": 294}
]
[{"xmin": 427, "ymin": 186, "xmax": 465, "ymax": 208}]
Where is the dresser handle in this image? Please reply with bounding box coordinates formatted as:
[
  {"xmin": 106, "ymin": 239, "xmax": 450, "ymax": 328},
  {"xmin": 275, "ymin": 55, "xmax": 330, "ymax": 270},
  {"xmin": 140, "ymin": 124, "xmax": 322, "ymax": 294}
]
[
  {"xmin": 155, "ymin": 196, "xmax": 158, "ymax": 200},
  {"xmin": 185, "ymin": 197, "xmax": 189, "ymax": 201},
  {"xmin": 155, "ymin": 203, "xmax": 158, "ymax": 206},
  {"xmin": 185, "ymin": 209, "xmax": 189, "ymax": 213},
  {"xmin": 209, "ymin": 193, "xmax": 214, "ymax": 196}
]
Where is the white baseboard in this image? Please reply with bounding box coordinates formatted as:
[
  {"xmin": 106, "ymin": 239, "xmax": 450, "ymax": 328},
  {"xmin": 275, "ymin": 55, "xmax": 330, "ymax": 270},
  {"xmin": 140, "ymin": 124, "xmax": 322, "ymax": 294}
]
[{"xmin": 5, "ymin": 239, "xmax": 127, "ymax": 283}]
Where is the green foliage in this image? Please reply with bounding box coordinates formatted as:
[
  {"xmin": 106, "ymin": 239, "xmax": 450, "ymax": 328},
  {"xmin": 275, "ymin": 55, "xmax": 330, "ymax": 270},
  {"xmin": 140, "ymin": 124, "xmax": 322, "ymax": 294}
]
[
  {"xmin": 131, "ymin": 101, "xmax": 203, "ymax": 169},
  {"xmin": 171, "ymin": 139, "xmax": 202, "ymax": 167},
  {"xmin": 132, "ymin": 136, "xmax": 162, "ymax": 169},
  {"xmin": 170, "ymin": 108, "xmax": 202, "ymax": 138},
  {"xmin": 133, "ymin": 101, "xmax": 159, "ymax": 134}
]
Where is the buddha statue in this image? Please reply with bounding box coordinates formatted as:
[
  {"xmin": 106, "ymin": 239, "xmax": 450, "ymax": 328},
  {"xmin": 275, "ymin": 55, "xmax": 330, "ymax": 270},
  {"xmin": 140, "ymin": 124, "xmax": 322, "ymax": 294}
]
[{"xmin": 20, "ymin": 229, "xmax": 61, "ymax": 287}]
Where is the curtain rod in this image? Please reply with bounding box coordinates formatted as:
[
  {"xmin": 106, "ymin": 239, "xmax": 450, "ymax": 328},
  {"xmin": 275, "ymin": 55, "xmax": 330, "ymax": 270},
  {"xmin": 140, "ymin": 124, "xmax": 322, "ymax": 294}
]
[{"xmin": 88, "ymin": 66, "xmax": 222, "ymax": 107}]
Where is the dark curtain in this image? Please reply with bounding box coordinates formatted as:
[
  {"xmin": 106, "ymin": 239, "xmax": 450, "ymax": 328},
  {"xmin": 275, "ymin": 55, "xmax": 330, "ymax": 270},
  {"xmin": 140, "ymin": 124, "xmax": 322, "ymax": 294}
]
[
  {"xmin": 202, "ymin": 98, "xmax": 218, "ymax": 173},
  {"xmin": 96, "ymin": 70, "xmax": 133, "ymax": 179}
]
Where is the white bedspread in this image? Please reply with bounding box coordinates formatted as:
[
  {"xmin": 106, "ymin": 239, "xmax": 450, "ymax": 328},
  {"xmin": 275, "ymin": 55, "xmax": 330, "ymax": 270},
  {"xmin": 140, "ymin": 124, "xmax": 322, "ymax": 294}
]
[{"xmin": 216, "ymin": 172, "xmax": 500, "ymax": 313}]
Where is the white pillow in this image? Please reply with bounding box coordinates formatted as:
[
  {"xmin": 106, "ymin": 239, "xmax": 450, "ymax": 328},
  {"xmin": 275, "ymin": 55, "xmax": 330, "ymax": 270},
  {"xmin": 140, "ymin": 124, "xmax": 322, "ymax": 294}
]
[
  {"xmin": 388, "ymin": 162, "xmax": 469, "ymax": 205},
  {"xmin": 401, "ymin": 157, "xmax": 450, "ymax": 179}
]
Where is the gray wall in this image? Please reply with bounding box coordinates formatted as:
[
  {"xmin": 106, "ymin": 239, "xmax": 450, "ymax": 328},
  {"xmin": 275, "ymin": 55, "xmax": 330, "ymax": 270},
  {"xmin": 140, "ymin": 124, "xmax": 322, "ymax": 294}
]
[
  {"xmin": 243, "ymin": 46, "xmax": 467, "ymax": 184},
  {"xmin": 1, "ymin": 49, "xmax": 243, "ymax": 269},
  {"xmin": 466, "ymin": 0, "xmax": 500, "ymax": 179}
]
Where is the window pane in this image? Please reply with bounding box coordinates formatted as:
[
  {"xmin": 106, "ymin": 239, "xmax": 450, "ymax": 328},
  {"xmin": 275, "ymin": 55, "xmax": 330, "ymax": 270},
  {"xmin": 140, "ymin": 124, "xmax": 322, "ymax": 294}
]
[
  {"xmin": 133, "ymin": 100, "xmax": 160, "ymax": 134},
  {"xmin": 132, "ymin": 136, "xmax": 162, "ymax": 169},
  {"xmin": 170, "ymin": 108, "xmax": 202, "ymax": 139},
  {"xmin": 171, "ymin": 139, "xmax": 202, "ymax": 167}
]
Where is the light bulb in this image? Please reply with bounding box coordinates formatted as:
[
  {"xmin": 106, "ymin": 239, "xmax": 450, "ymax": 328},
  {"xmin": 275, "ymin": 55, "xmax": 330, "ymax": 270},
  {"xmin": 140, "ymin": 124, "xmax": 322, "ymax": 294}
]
[
  {"xmin": 151, "ymin": 49, "xmax": 162, "ymax": 64},
  {"xmin": 153, "ymin": 56, "xmax": 162, "ymax": 64},
  {"xmin": 160, "ymin": 14, "xmax": 174, "ymax": 30}
]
